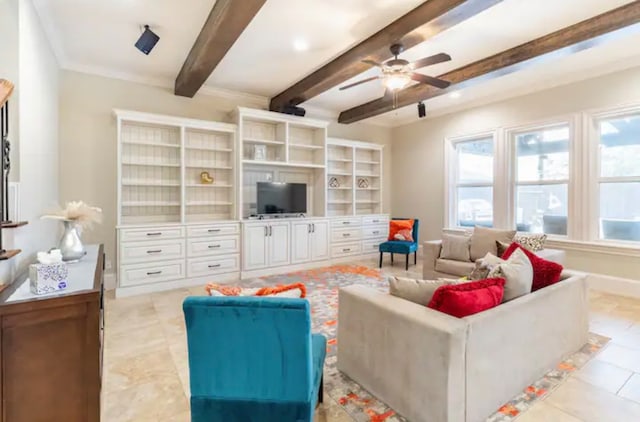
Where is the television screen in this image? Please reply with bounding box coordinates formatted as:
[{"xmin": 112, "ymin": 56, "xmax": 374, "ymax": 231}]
[{"xmin": 257, "ymin": 182, "xmax": 307, "ymax": 215}]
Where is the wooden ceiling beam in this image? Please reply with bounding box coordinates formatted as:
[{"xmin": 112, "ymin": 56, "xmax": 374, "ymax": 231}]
[
  {"xmin": 269, "ymin": 0, "xmax": 503, "ymax": 112},
  {"xmin": 338, "ymin": 1, "xmax": 640, "ymax": 124},
  {"xmin": 174, "ymin": 0, "xmax": 266, "ymax": 98}
]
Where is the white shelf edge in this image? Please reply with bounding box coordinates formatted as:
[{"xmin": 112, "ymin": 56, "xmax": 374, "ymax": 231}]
[
  {"xmin": 122, "ymin": 181, "xmax": 181, "ymax": 187},
  {"xmin": 185, "ymin": 146, "xmax": 233, "ymax": 152},
  {"xmin": 243, "ymin": 160, "xmax": 325, "ymax": 169},
  {"xmin": 185, "ymin": 165, "xmax": 233, "ymax": 169},
  {"xmin": 122, "ymin": 161, "xmax": 181, "ymax": 167},
  {"xmin": 289, "ymin": 143, "xmax": 323, "ymax": 150},
  {"xmin": 122, "ymin": 201, "xmax": 181, "ymax": 206},
  {"xmin": 186, "ymin": 202, "xmax": 233, "ymax": 206},
  {"xmin": 243, "ymin": 137, "xmax": 284, "ymax": 145},
  {"xmin": 123, "ymin": 141, "xmax": 180, "ymax": 148},
  {"xmin": 185, "ymin": 184, "xmax": 233, "ymax": 188}
]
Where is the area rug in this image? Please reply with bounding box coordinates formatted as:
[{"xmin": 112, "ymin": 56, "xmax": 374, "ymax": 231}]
[{"xmin": 243, "ymin": 265, "xmax": 609, "ymax": 422}]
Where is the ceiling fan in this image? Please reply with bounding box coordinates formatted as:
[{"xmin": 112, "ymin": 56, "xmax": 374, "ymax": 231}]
[{"xmin": 339, "ymin": 43, "xmax": 452, "ymax": 97}]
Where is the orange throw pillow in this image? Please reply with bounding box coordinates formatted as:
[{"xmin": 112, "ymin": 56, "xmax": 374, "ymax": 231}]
[{"xmin": 388, "ymin": 219, "xmax": 414, "ymax": 242}]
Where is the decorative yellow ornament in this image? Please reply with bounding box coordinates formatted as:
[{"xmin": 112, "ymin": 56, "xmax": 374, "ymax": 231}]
[{"xmin": 200, "ymin": 171, "xmax": 214, "ymax": 184}]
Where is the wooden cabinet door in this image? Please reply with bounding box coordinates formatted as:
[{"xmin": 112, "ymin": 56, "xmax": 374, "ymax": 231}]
[
  {"xmin": 242, "ymin": 224, "xmax": 268, "ymax": 270},
  {"xmin": 311, "ymin": 221, "xmax": 330, "ymax": 261},
  {"xmin": 291, "ymin": 222, "xmax": 311, "ymax": 264},
  {"xmin": 268, "ymin": 222, "xmax": 290, "ymax": 267}
]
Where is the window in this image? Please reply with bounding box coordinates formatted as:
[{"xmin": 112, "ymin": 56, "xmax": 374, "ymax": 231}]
[
  {"xmin": 452, "ymin": 137, "xmax": 494, "ymax": 228},
  {"xmin": 513, "ymin": 124, "xmax": 570, "ymax": 235},
  {"xmin": 597, "ymin": 114, "xmax": 640, "ymax": 242}
]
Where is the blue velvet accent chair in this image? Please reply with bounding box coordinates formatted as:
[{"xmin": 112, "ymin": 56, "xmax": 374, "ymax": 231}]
[
  {"xmin": 183, "ymin": 296, "xmax": 326, "ymax": 422},
  {"xmin": 379, "ymin": 218, "xmax": 420, "ymax": 270}
]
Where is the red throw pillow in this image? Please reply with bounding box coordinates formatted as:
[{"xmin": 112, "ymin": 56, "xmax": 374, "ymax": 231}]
[
  {"xmin": 427, "ymin": 278, "xmax": 505, "ymax": 318},
  {"xmin": 388, "ymin": 219, "xmax": 414, "ymax": 241},
  {"xmin": 501, "ymin": 243, "xmax": 563, "ymax": 291}
]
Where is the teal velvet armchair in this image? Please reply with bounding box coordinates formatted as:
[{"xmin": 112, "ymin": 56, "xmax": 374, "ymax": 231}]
[
  {"xmin": 183, "ymin": 296, "xmax": 326, "ymax": 422},
  {"xmin": 379, "ymin": 218, "xmax": 420, "ymax": 270}
]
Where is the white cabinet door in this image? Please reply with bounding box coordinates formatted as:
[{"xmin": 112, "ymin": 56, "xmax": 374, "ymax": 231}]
[
  {"xmin": 268, "ymin": 222, "xmax": 290, "ymax": 267},
  {"xmin": 242, "ymin": 224, "xmax": 268, "ymax": 270},
  {"xmin": 291, "ymin": 222, "xmax": 311, "ymax": 264},
  {"xmin": 311, "ymin": 221, "xmax": 330, "ymax": 261}
]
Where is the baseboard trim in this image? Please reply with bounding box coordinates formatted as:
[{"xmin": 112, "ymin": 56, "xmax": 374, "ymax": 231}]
[
  {"xmin": 587, "ymin": 273, "xmax": 640, "ymax": 299},
  {"xmin": 115, "ymin": 272, "xmax": 240, "ymax": 298}
]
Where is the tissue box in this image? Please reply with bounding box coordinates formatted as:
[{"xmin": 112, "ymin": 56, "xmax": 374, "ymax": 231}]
[{"xmin": 29, "ymin": 263, "xmax": 69, "ymax": 295}]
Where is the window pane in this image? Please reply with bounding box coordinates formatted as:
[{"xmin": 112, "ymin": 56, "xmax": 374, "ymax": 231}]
[
  {"xmin": 456, "ymin": 139, "xmax": 493, "ymax": 183},
  {"xmin": 457, "ymin": 187, "xmax": 493, "ymax": 228},
  {"xmin": 516, "ymin": 184, "xmax": 568, "ymax": 234},
  {"xmin": 515, "ymin": 125, "xmax": 569, "ymax": 182},
  {"xmin": 600, "ymin": 182, "xmax": 640, "ymax": 241},
  {"xmin": 599, "ymin": 115, "xmax": 640, "ymax": 178}
]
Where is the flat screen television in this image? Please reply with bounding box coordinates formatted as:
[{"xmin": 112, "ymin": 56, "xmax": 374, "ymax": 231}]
[{"xmin": 257, "ymin": 182, "xmax": 307, "ymax": 215}]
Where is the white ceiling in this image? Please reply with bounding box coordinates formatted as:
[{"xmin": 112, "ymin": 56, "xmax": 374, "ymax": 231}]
[{"xmin": 33, "ymin": 0, "xmax": 640, "ymax": 127}]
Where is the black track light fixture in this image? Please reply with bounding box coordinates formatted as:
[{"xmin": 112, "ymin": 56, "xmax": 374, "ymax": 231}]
[
  {"xmin": 417, "ymin": 101, "xmax": 426, "ymax": 118},
  {"xmin": 135, "ymin": 25, "xmax": 160, "ymax": 55}
]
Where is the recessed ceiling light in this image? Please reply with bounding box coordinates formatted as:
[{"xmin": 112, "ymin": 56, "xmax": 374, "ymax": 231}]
[
  {"xmin": 450, "ymin": 91, "xmax": 461, "ymax": 99},
  {"xmin": 293, "ymin": 38, "xmax": 309, "ymax": 52}
]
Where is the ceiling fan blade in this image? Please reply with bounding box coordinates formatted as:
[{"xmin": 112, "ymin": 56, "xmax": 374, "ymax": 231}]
[
  {"xmin": 362, "ymin": 59, "xmax": 384, "ymax": 67},
  {"xmin": 339, "ymin": 76, "xmax": 380, "ymax": 90},
  {"xmin": 410, "ymin": 53, "xmax": 451, "ymax": 69},
  {"xmin": 410, "ymin": 73, "xmax": 451, "ymax": 89}
]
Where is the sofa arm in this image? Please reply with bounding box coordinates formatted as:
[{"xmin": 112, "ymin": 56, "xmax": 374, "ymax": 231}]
[
  {"xmin": 337, "ymin": 285, "xmax": 467, "ymax": 422},
  {"xmin": 423, "ymin": 240, "xmax": 443, "ymax": 279}
]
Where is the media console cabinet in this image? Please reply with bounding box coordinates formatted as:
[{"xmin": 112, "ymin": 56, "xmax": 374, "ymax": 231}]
[
  {"xmin": 115, "ymin": 108, "xmax": 387, "ymax": 297},
  {"xmin": 0, "ymin": 244, "xmax": 104, "ymax": 421}
]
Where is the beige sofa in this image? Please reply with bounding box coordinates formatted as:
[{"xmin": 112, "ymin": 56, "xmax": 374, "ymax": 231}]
[
  {"xmin": 337, "ymin": 271, "xmax": 588, "ymax": 422},
  {"xmin": 423, "ymin": 239, "xmax": 566, "ymax": 280}
]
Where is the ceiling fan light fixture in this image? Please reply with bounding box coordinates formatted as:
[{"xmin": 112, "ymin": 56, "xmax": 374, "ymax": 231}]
[{"xmin": 383, "ymin": 72, "xmax": 411, "ymax": 91}]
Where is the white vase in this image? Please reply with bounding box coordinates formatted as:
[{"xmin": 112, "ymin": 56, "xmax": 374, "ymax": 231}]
[{"xmin": 58, "ymin": 220, "xmax": 86, "ymax": 262}]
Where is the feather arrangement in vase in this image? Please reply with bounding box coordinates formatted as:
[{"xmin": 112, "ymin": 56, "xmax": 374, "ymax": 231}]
[{"xmin": 41, "ymin": 201, "xmax": 103, "ymax": 262}]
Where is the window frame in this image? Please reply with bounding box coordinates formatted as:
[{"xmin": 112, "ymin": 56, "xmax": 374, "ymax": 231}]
[
  {"xmin": 587, "ymin": 105, "xmax": 640, "ymax": 245},
  {"xmin": 444, "ymin": 131, "xmax": 498, "ymax": 229},
  {"xmin": 505, "ymin": 120, "xmax": 575, "ymax": 238}
]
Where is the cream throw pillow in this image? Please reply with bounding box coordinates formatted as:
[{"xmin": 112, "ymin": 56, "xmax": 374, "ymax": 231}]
[
  {"xmin": 485, "ymin": 248, "xmax": 533, "ymax": 302},
  {"xmin": 389, "ymin": 276, "xmax": 460, "ymax": 305},
  {"xmin": 440, "ymin": 233, "xmax": 471, "ymax": 262}
]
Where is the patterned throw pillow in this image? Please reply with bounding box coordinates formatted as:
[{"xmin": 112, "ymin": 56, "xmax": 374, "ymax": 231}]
[
  {"xmin": 514, "ymin": 234, "xmax": 547, "ymax": 252},
  {"xmin": 205, "ymin": 282, "xmax": 306, "ymax": 298},
  {"xmin": 388, "ymin": 219, "xmax": 414, "ymax": 242},
  {"xmin": 469, "ymin": 260, "xmax": 491, "ymax": 280}
]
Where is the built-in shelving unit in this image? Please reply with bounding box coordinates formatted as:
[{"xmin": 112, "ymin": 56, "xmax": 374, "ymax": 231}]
[
  {"xmin": 326, "ymin": 138, "xmax": 383, "ymax": 216},
  {"xmin": 234, "ymin": 107, "xmax": 328, "ymax": 218},
  {"xmin": 115, "ymin": 110, "xmax": 237, "ymax": 225}
]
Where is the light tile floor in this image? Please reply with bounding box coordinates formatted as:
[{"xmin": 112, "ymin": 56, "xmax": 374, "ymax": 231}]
[{"xmin": 102, "ymin": 257, "xmax": 640, "ymax": 421}]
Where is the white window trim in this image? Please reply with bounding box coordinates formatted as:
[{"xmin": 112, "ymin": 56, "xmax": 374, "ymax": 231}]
[
  {"xmin": 585, "ymin": 104, "xmax": 640, "ymax": 244},
  {"xmin": 444, "ymin": 130, "xmax": 498, "ymax": 229}
]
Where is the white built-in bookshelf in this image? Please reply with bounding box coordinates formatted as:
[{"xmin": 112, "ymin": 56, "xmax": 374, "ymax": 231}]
[
  {"xmin": 326, "ymin": 138, "xmax": 383, "ymax": 216},
  {"xmin": 116, "ymin": 110, "xmax": 237, "ymax": 225}
]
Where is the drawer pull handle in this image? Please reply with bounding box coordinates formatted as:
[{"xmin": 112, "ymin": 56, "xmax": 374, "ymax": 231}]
[
  {"xmin": 147, "ymin": 270, "xmax": 162, "ymax": 275},
  {"xmin": 343, "ymin": 222, "xmax": 350, "ymax": 225},
  {"xmin": 372, "ymin": 220, "xmax": 379, "ymax": 223},
  {"xmin": 208, "ymin": 264, "xmax": 221, "ymax": 268},
  {"xmin": 208, "ymin": 229, "xmax": 221, "ymax": 233},
  {"xmin": 147, "ymin": 250, "xmax": 162, "ymax": 254},
  {"xmin": 343, "ymin": 248, "xmax": 351, "ymax": 252},
  {"xmin": 343, "ymin": 233, "xmax": 350, "ymax": 237},
  {"xmin": 146, "ymin": 232, "xmax": 162, "ymax": 236},
  {"xmin": 372, "ymin": 231, "xmax": 380, "ymax": 234},
  {"xmin": 208, "ymin": 245, "xmax": 221, "ymax": 249}
]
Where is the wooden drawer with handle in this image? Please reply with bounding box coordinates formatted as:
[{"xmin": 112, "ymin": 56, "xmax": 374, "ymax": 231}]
[
  {"xmin": 120, "ymin": 239, "xmax": 185, "ymax": 264},
  {"xmin": 362, "ymin": 225, "xmax": 387, "ymax": 239},
  {"xmin": 187, "ymin": 224, "xmax": 239, "ymax": 238},
  {"xmin": 187, "ymin": 236, "xmax": 240, "ymax": 258},
  {"xmin": 119, "ymin": 226, "xmax": 185, "ymax": 242},
  {"xmin": 187, "ymin": 255, "xmax": 240, "ymax": 278},
  {"xmin": 331, "ymin": 242, "xmax": 362, "ymax": 258},
  {"xmin": 362, "ymin": 215, "xmax": 389, "ymax": 226},
  {"xmin": 119, "ymin": 260, "xmax": 185, "ymax": 287},
  {"xmin": 331, "ymin": 228, "xmax": 361, "ymax": 243}
]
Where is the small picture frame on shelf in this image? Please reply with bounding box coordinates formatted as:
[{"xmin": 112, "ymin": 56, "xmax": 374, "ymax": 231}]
[
  {"xmin": 357, "ymin": 178, "xmax": 369, "ymax": 189},
  {"xmin": 253, "ymin": 144, "xmax": 267, "ymax": 161}
]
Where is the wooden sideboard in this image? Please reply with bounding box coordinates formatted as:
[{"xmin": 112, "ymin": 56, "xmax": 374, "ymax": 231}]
[{"xmin": 0, "ymin": 244, "xmax": 104, "ymax": 422}]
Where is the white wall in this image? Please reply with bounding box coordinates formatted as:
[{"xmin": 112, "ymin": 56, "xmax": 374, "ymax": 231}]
[
  {"xmin": 0, "ymin": 0, "xmax": 60, "ymax": 284},
  {"xmin": 391, "ymin": 66, "xmax": 640, "ymax": 281},
  {"xmin": 58, "ymin": 70, "xmax": 392, "ymax": 272}
]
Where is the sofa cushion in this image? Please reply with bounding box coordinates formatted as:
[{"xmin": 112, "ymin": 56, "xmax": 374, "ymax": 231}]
[
  {"xmin": 470, "ymin": 226, "xmax": 516, "ymax": 261},
  {"xmin": 486, "ymin": 249, "xmax": 533, "ymax": 302},
  {"xmin": 440, "ymin": 233, "xmax": 471, "ymax": 262},
  {"xmin": 427, "ymin": 278, "xmax": 505, "ymax": 318},
  {"xmin": 502, "ymin": 243, "xmax": 563, "ymax": 291},
  {"xmin": 389, "ymin": 277, "xmax": 459, "ymax": 305},
  {"xmin": 435, "ymin": 258, "xmax": 475, "ymax": 277}
]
